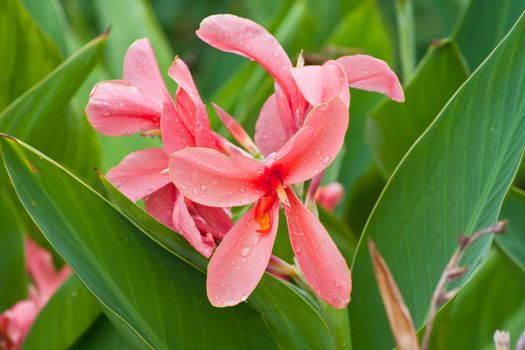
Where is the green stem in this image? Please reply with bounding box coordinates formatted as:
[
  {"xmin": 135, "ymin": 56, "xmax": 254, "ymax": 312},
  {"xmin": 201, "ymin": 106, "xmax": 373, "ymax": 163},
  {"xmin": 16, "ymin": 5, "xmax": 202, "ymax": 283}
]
[{"xmin": 395, "ymin": 0, "xmax": 416, "ymax": 82}]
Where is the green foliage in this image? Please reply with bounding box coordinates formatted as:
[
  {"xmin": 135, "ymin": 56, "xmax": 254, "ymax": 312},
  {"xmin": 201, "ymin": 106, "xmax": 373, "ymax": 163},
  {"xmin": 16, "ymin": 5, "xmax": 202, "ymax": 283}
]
[
  {"xmin": 497, "ymin": 187, "xmax": 525, "ymax": 273},
  {"xmin": 1, "ymin": 0, "xmax": 525, "ymax": 348},
  {"xmin": 0, "ymin": 190, "xmax": 26, "ymax": 311},
  {"xmin": 350, "ymin": 12, "xmax": 525, "ymax": 349},
  {"xmin": 430, "ymin": 250, "xmax": 525, "ymax": 349},
  {"xmin": 368, "ymin": 39, "xmax": 469, "ymax": 176}
]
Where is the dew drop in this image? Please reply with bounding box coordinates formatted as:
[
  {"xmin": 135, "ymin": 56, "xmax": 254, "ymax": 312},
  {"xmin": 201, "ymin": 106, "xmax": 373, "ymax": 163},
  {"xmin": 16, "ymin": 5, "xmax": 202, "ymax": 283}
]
[
  {"xmin": 192, "ymin": 189, "xmax": 199, "ymax": 195},
  {"xmin": 240, "ymin": 246, "xmax": 252, "ymax": 257},
  {"xmin": 241, "ymin": 258, "xmax": 247, "ymax": 263},
  {"xmin": 294, "ymin": 231, "xmax": 304, "ymax": 236},
  {"xmin": 200, "ymin": 184, "xmax": 207, "ymax": 191},
  {"xmin": 322, "ymin": 156, "xmax": 331, "ymax": 164}
]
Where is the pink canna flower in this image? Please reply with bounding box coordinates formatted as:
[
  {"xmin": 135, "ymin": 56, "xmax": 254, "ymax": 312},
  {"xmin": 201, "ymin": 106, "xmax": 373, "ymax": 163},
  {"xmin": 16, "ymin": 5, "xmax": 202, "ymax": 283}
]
[
  {"xmin": 0, "ymin": 238, "xmax": 70, "ymax": 350},
  {"xmin": 197, "ymin": 14, "xmax": 404, "ymax": 156},
  {"xmin": 315, "ymin": 182, "xmax": 345, "ymax": 211},
  {"xmin": 169, "ymin": 97, "xmax": 352, "ymax": 308},
  {"xmin": 86, "ymin": 39, "xmax": 232, "ymax": 257}
]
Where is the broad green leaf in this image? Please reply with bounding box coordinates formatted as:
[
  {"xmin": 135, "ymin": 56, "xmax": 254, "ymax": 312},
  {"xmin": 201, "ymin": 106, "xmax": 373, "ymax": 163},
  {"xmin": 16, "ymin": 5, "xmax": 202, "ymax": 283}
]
[
  {"xmin": 429, "ymin": 250, "xmax": 525, "ymax": 350},
  {"xmin": 350, "ymin": 12, "xmax": 525, "ymax": 350},
  {"xmin": 71, "ymin": 316, "xmax": 131, "ymax": 350},
  {"xmin": 98, "ymin": 173, "xmax": 337, "ymax": 349},
  {"xmin": 1, "ymin": 136, "xmax": 278, "ymax": 350},
  {"xmin": 367, "ymin": 39, "xmax": 469, "ymax": 176},
  {"xmin": 0, "ymin": 190, "xmax": 26, "ymax": 311},
  {"xmin": 0, "ymin": 34, "xmax": 106, "ymax": 182},
  {"xmin": 20, "ymin": 0, "xmax": 69, "ymax": 55},
  {"xmin": 0, "ymin": 0, "xmax": 62, "ymax": 109},
  {"xmin": 454, "ymin": 0, "xmax": 525, "ymax": 69},
  {"xmin": 496, "ymin": 187, "xmax": 525, "ymax": 273},
  {"xmin": 22, "ymin": 275, "xmax": 101, "ymax": 350}
]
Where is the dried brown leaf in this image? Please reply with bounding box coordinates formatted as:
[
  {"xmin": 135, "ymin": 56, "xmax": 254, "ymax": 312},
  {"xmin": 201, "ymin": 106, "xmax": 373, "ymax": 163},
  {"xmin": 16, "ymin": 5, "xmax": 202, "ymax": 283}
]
[{"xmin": 368, "ymin": 240, "xmax": 420, "ymax": 350}]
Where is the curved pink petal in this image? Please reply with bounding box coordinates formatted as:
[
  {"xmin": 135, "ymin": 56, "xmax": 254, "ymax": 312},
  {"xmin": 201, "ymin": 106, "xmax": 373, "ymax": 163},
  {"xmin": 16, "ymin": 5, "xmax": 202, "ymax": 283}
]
[
  {"xmin": 192, "ymin": 204, "xmax": 233, "ymax": 241},
  {"xmin": 25, "ymin": 238, "xmax": 71, "ymax": 304},
  {"xmin": 207, "ymin": 202, "xmax": 279, "ymax": 307},
  {"xmin": 107, "ymin": 148, "xmax": 171, "ymax": 202},
  {"xmin": 86, "ymin": 80, "xmax": 161, "ymax": 136},
  {"xmin": 270, "ymin": 97, "xmax": 349, "ymax": 185},
  {"xmin": 168, "ymin": 58, "xmax": 215, "ymax": 148},
  {"xmin": 144, "ymin": 184, "xmax": 176, "ymax": 228},
  {"xmin": 254, "ymin": 94, "xmax": 289, "ymax": 156},
  {"xmin": 160, "ymin": 90, "xmax": 195, "ymax": 155},
  {"xmin": 169, "ymin": 147, "xmax": 266, "ymax": 207},
  {"xmin": 290, "ymin": 60, "xmax": 350, "ymax": 108},
  {"xmin": 196, "ymin": 14, "xmax": 304, "ymax": 113},
  {"xmin": 0, "ymin": 299, "xmax": 38, "ymax": 349},
  {"xmin": 336, "ymin": 55, "xmax": 404, "ymax": 102},
  {"xmin": 212, "ymin": 104, "xmax": 260, "ymax": 156},
  {"xmin": 315, "ymin": 182, "xmax": 345, "ymax": 211},
  {"xmin": 172, "ymin": 194, "xmax": 215, "ymax": 258},
  {"xmin": 123, "ymin": 38, "xmax": 168, "ymax": 103},
  {"xmin": 284, "ymin": 188, "xmax": 351, "ymax": 308}
]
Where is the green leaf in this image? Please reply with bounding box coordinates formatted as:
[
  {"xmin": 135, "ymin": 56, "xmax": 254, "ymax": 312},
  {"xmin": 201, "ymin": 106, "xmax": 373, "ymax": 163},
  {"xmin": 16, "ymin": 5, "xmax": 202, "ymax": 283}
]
[
  {"xmin": 0, "ymin": 190, "xmax": 26, "ymax": 311},
  {"xmin": 0, "ymin": 0, "xmax": 62, "ymax": 109},
  {"xmin": 98, "ymin": 173, "xmax": 337, "ymax": 349},
  {"xmin": 367, "ymin": 39, "xmax": 470, "ymax": 176},
  {"xmin": 20, "ymin": 0, "xmax": 70, "ymax": 56},
  {"xmin": 496, "ymin": 187, "xmax": 525, "ymax": 273},
  {"xmin": 429, "ymin": 250, "xmax": 525, "ymax": 350},
  {"xmin": 71, "ymin": 316, "xmax": 131, "ymax": 350},
  {"xmin": 1, "ymin": 136, "xmax": 278, "ymax": 350},
  {"xmin": 350, "ymin": 12, "xmax": 525, "ymax": 350},
  {"xmin": 454, "ymin": 0, "xmax": 525, "ymax": 70},
  {"xmin": 0, "ymin": 34, "xmax": 106, "ymax": 182},
  {"xmin": 22, "ymin": 275, "xmax": 101, "ymax": 350}
]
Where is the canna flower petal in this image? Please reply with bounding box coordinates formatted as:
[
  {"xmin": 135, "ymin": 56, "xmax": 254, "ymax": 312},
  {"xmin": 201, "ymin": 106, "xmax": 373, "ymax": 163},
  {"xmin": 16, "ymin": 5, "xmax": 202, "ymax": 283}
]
[
  {"xmin": 169, "ymin": 147, "xmax": 266, "ymax": 207},
  {"xmin": 86, "ymin": 38, "xmax": 169, "ymax": 136},
  {"xmin": 144, "ymin": 184, "xmax": 176, "ymax": 227},
  {"xmin": 336, "ymin": 55, "xmax": 404, "ymax": 102},
  {"xmin": 315, "ymin": 182, "xmax": 345, "ymax": 211},
  {"xmin": 122, "ymin": 38, "xmax": 167, "ymax": 103},
  {"xmin": 172, "ymin": 193, "xmax": 215, "ymax": 258},
  {"xmin": 196, "ymin": 14, "xmax": 303, "ymax": 113},
  {"xmin": 284, "ymin": 188, "xmax": 351, "ymax": 308},
  {"xmin": 212, "ymin": 104, "xmax": 260, "ymax": 157},
  {"xmin": 107, "ymin": 148, "xmax": 171, "ymax": 202},
  {"xmin": 0, "ymin": 300, "xmax": 38, "ymax": 350},
  {"xmin": 254, "ymin": 94, "xmax": 289, "ymax": 156},
  {"xmin": 192, "ymin": 204, "xmax": 233, "ymax": 241},
  {"xmin": 207, "ymin": 201, "xmax": 279, "ymax": 307},
  {"xmin": 25, "ymin": 238, "xmax": 70, "ymax": 304},
  {"xmin": 290, "ymin": 60, "xmax": 350, "ymax": 109},
  {"xmin": 86, "ymin": 81, "xmax": 161, "ymax": 136},
  {"xmin": 270, "ymin": 97, "xmax": 349, "ymax": 185},
  {"xmin": 160, "ymin": 90, "xmax": 195, "ymax": 155},
  {"xmin": 168, "ymin": 57, "xmax": 215, "ymax": 148}
]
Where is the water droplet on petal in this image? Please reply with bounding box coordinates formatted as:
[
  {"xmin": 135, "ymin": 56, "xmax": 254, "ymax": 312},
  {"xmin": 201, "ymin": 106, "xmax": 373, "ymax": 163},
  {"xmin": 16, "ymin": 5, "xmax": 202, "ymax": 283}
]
[
  {"xmin": 294, "ymin": 231, "xmax": 304, "ymax": 236},
  {"xmin": 200, "ymin": 184, "xmax": 207, "ymax": 191},
  {"xmin": 240, "ymin": 246, "xmax": 252, "ymax": 257}
]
